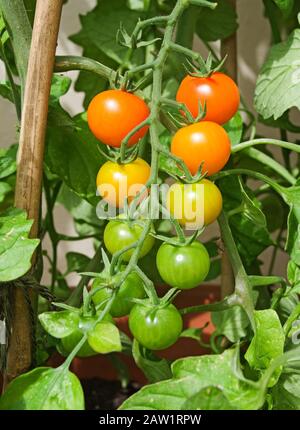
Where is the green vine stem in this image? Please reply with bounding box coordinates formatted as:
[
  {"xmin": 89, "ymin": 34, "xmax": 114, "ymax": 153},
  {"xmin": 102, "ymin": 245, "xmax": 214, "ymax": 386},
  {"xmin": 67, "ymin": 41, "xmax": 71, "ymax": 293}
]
[
  {"xmin": 218, "ymin": 211, "xmax": 255, "ymax": 330},
  {"xmin": 232, "ymin": 138, "xmax": 300, "ymax": 155}
]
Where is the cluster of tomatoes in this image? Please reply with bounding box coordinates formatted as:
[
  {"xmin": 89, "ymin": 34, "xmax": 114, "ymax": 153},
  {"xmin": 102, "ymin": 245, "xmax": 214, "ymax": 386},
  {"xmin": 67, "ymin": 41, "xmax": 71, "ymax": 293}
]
[{"xmin": 86, "ymin": 71, "xmax": 240, "ymax": 351}]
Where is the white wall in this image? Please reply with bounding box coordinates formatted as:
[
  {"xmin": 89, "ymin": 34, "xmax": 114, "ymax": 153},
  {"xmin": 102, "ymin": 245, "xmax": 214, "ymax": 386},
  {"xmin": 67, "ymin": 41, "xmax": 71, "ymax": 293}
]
[{"xmin": 0, "ymin": 0, "xmax": 293, "ymax": 282}]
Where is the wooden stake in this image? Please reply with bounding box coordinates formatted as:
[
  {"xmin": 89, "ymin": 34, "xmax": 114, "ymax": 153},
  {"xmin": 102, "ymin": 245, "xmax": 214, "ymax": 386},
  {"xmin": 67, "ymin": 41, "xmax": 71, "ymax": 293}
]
[
  {"xmin": 220, "ymin": 0, "xmax": 237, "ymax": 299},
  {"xmin": 4, "ymin": 0, "xmax": 63, "ymax": 385}
]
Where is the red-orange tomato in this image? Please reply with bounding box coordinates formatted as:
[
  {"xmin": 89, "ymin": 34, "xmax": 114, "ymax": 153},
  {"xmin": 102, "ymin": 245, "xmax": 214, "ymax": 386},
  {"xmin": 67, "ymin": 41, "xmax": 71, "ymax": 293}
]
[
  {"xmin": 171, "ymin": 121, "xmax": 231, "ymax": 176},
  {"xmin": 87, "ymin": 90, "xmax": 150, "ymax": 147},
  {"xmin": 176, "ymin": 72, "xmax": 240, "ymax": 125}
]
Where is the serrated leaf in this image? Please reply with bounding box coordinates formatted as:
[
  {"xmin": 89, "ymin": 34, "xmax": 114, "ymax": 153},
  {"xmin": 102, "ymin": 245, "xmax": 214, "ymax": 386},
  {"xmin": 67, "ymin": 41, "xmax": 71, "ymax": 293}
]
[
  {"xmin": 0, "ymin": 210, "xmax": 39, "ymax": 282},
  {"xmin": 132, "ymin": 339, "xmax": 172, "ymax": 383},
  {"xmin": 66, "ymin": 252, "xmax": 90, "ymax": 274},
  {"xmin": 212, "ymin": 305, "xmax": 249, "ymax": 342},
  {"xmin": 120, "ymin": 349, "xmax": 269, "ymax": 410},
  {"xmin": 0, "ymin": 182, "xmax": 11, "ymax": 203},
  {"xmin": 0, "ymin": 367, "xmax": 84, "ymax": 410},
  {"xmin": 38, "ymin": 310, "xmax": 79, "ymax": 339},
  {"xmin": 245, "ymin": 309, "xmax": 285, "ymax": 386},
  {"xmin": 255, "ymin": 29, "xmax": 300, "ymax": 119},
  {"xmin": 0, "ymin": 155, "xmax": 17, "ymax": 179},
  {"xmin": 223, "ymin": 111, "xmax": 243, "ymax": 146},
  {"xmin": 196, "ymin": 0, "xmax": 238, "ymax": 41}
]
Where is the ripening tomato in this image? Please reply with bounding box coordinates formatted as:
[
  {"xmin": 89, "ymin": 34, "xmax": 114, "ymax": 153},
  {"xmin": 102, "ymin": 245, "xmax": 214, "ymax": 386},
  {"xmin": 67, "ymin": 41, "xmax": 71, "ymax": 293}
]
[
  {"xmin": 104, "ymin": 219, "xmax": 155, "ymax": 261},
  {"xmin": 156, "ymin": 241, "xmax": 210, "ymax": 290},
  {"xmin": 166, "ymin": 178, "xmax": 223, "ymax": 228},
  {"xmin": 129, "ymin": 302, "xmax": 183, "ymax": 350},
  {"xmin": 171, "ymin": 121, "xmax": 231, "ymax": 176},
  {"xmin": 87, "ymin": 90, "xmax": 150, "ymax": 147},
  {"xmin": 96, "ymin": 158, "xmax": 150, "ymax": 208},
  {"xmin": 176, "ymin": 72, "xmax": 240, "ymax": 124}
]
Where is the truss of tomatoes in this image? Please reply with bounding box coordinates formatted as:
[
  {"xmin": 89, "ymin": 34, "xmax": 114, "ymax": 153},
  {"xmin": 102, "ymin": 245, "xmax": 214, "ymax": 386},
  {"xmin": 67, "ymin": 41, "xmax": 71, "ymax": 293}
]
[{"xmin": 86, "ymin": 71, "xmax": 240, "ymax": 351}]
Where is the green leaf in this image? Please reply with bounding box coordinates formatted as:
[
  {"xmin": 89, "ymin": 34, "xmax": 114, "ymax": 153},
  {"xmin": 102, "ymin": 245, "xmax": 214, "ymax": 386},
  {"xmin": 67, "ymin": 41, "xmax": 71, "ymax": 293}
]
[
  {"xmin": 223, "ymin": 111, "xmax": 243, "ymax": 146},
  {"xmin": 120, "ymin": 349, "xmax": 268, "ymax": 410},
  {"xmin": 132, "ymin": 340, "xmax": 172, "ymax": 383},
  {"xmin": 219, "ymin": 176, "xmax": 272, "ymax": 268},
  {"xmin": 57, "ymin": 184, "xmax": 105, "ymax": 237},
  {"xmin": 183, "ymin": 386, "xmax": 236, "ymax": 410},
  {"xmin": 0, "ymin": 210, "xmax": 39, "ymax": 282},
  {"xmin": 255, "ymin": 29, "xmax": 300, "ymax": 119},
  {"xmin": 0, "ymin": 182, "xmax": 11, "ymax": 203},
  {"xmin": 70, "ymin": 0, "xmax": 142, "ymax": 65},
  {"xmin": 46, "ymin": 111, "xmax": 105, "ymax": 205},
  {"xmin": 50, "ymin": 75, "xmax": 72, "ymax": 101},
  {"xmin": 66, "ymin": 252, "xmax": 91, "ymax": 274},
  {"xmin": 272, "ymin": 0, "xmax": 294, "ymax": 16},
  {"xmin": 212, "ymin": 305, "xmax": 249, "ymax": 342},
  {"xmin": 0, "ymin": 367, "xmax": 84, "ymax": 410},
  {"xmin": 38, "ymin": 310, "xmax": 79, "ymax": 339},
  {"xmin": 272, "ymin": 373, "xmax": 300, "ymax": 410},
  {"xmin": 87, "ymin": 321, "xmax": 122, "ymax": 354},
  {"xmin": 0, "ymin": 81, "xmax": 14, "ymax": 103},
  {"xmin": 0, "ymin": 155, "xmax": 17, "ymax": 179},
  {"xmin": 245, "ymin": 309, "xmax": 285, "ymax": 386},
  {"xmin": 280, "ymin": 185, "xmax": 300, "ymax": 265},
  {"xmin": 196, "ymin": 0, "xmax": 238, "ymax": 41},
  {"xmin": 239, "ymin": 178, "xmax": 267, "ymax": 228}
]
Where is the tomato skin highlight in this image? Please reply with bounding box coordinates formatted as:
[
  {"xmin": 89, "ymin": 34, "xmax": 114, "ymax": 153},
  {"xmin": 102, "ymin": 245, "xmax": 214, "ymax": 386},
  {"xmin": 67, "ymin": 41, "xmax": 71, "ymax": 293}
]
[
  {"xmin": 171, "ymin": 121, "xmax": 231, "ymax": 176},
  {"xmin": 92, "ymin": 271, "xmax": 146, "ymax": 317},
  {"xmin": 129, "ymin": 302, "xmax": 183, "ymax": 350},
  {"xmin": 156, "ymin": 241, "xmax": 210, "ymax": 290},
  {"xmin": 104, "ymin": 219, "xmax": 155, "ymax": 262},
  {"xmin": 96, "ymin": 158, "xmax": 150, "ymax": 208},
  {"xmin": 176, "ymin": 72, "xmax": 240, "ymax": 125},
  {"xmin": 167, "ymin": 178, "xmax": 223, "ymax": 228},
  {"xmin": 87, "ymin": 90, "xmax": 150, "ymax": 147}
]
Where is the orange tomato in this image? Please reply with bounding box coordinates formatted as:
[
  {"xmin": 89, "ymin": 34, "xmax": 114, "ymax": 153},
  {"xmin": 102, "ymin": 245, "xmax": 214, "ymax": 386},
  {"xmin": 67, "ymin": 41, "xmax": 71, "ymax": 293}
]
[
  {"xmin": 87, "ymin": 90, "xmax": 150, "ymax": 147},
  {"xmin": 96, "ymin": 158, "xmax": 151, "ymax": 207},
  {"xmin": 176, "ymin": 72, "xmax": 240, "ymax": 125},
  {"xmin": 171, "ymin": 121, "xmax": 231, "ymax": 176}
]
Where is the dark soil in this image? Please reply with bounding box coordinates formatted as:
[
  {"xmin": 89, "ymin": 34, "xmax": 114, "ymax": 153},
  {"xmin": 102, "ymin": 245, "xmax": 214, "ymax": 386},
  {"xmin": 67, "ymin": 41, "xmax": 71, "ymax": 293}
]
[{"xmin": 81, "ymin": 378, "xmax": 141, "ymax": 410}]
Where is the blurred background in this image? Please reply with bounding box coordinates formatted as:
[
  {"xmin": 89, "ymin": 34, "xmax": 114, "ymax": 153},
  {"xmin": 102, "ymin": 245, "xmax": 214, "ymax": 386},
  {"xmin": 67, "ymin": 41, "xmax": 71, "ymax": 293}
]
[{"xmin": 0, "ymin": 0, "xmax": 297, "ymax": 284}]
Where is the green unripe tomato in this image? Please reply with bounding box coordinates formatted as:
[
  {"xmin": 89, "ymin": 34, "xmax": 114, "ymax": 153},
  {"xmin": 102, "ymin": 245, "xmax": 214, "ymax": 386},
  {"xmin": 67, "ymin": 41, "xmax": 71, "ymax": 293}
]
[
  {"xmin": 103, "ymin": 219, "xmax": 155, "ymax": 261},
  {"xmin": 156, "ymin": 241, "xmax": 210, "ymax": 289},
  {"xmin": 92, "ymin": 271, "xmax": 146, "ymax": 317},
  {"xmin": 129, "ymin": 302, "xmax": 183, "ymax": 350},
  {"xmin": 60, "ymin": 329, "xmax": 97, "ymax": 358}
]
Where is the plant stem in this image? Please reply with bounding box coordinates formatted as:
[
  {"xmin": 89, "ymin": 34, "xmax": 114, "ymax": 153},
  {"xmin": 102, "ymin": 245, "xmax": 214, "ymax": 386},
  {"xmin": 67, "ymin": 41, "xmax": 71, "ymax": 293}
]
[
  {"xmin": 67, "ymin": 245, "xmax": 104, "ymax": 307},
  {"xmin": 218, "ymin": 211, "xmax": 255, "ymax": 330},
  {"xmin": 232, "ymin": 138, "xmax": 300, "ymax": 154}
]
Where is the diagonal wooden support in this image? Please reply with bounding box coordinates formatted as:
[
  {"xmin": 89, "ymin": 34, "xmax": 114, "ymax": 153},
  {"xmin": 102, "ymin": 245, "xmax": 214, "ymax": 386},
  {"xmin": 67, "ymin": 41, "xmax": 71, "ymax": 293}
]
[{"xmin": 3, "ymin": 0, "xmax": 63, "ymax": 387}]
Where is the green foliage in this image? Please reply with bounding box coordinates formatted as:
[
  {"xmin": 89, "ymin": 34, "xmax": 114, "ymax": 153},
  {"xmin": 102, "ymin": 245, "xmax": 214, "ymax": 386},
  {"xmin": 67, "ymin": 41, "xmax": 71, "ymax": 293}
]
[
  {"xmin": 0, "ymin": 209, "xmax": 39, "ymax": 282},
  {"xmin": 0, "ymin": 367, "xmax": 84, "ymax": 410},
  {"xmin": 255, "ymin": 28, "xmax": 300, "ymax": 119},
  {"xmin": 195, "ymin": 0, "xmax": 238, "ymax": 41}
]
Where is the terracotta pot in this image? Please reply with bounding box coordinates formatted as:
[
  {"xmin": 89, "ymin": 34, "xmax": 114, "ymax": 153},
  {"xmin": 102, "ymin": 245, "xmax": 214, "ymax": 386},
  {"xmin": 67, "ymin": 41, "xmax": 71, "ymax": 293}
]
[{"xmin": 68, "ymin": 284, "xmax": 220, "ymax": 384}]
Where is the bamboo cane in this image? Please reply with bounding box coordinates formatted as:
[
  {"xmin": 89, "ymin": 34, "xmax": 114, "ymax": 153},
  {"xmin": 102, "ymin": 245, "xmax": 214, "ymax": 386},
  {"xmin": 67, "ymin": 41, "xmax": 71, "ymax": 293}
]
[
  {"xmin": 3, "ymin": 0, "xmax": 63, "ymax": 386},
  {"xmin": 220, "ymin": 0, "xmax": 237, "ymax": 298}
]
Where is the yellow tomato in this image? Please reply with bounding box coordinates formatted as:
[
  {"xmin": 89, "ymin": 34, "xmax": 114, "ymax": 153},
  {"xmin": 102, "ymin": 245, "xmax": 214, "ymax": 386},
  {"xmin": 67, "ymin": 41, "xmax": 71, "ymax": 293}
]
[
  {"xmin": 166, "ymin": 178, "xmax": 222, "ymax": 229},
  {"xmin": 96, "ymin": 158, "xmax": 150, "ymax": 208}
]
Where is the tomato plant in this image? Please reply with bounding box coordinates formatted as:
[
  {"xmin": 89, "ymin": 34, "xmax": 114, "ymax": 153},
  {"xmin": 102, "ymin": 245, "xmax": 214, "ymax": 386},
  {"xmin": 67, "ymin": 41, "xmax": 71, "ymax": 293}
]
[
  {"xmin": 1, "ymin": 0, "xmax": 300, "ymax": 414},
  {"xmin": 171, "ymin": 121, "xmax": 231, "ymax": 176},
  {"xmin": 128, "ymin": 302, "xmax": 183, "ymax": 350},
  {"xmin": 87, "ymin": 90, "xmax": 150, "ymax": 147},
  {"xmin": 156, "ymin": 241, "xmax": 210, "ymax": 289}
]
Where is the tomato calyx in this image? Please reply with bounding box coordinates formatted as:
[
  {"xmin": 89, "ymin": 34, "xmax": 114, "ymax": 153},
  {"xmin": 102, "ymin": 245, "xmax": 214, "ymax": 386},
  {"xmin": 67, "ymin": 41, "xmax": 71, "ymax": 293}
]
[
  {"xmin": 184, "ymin": 53, "xmax": 227, "ymax": 79},
  {"xmin": 151, "ymin": 227, "xmax": 202, "ymax": 248},
  {"xmin": 96, "ymin": 139, "xmax": 140, "ymax": 165}
]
